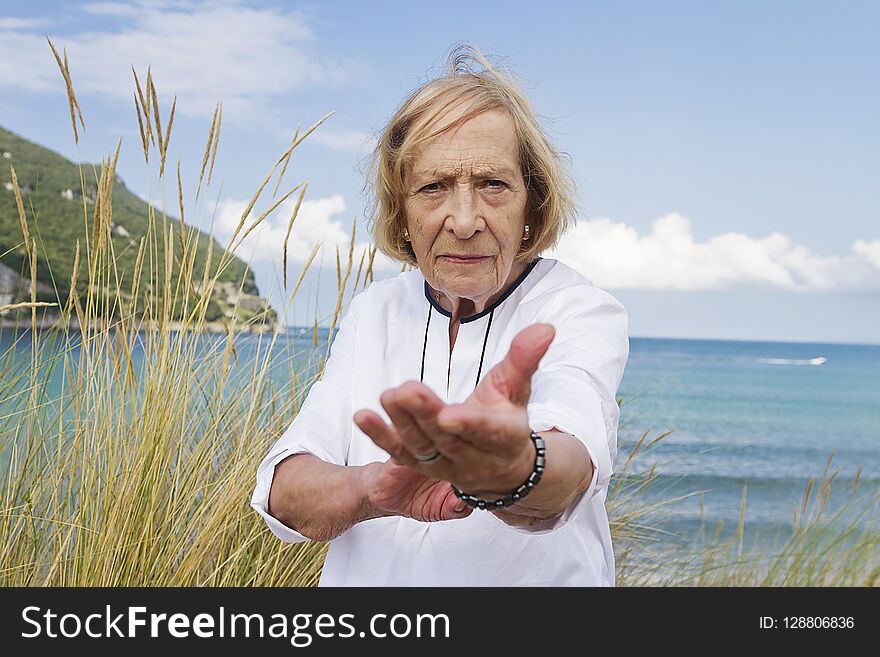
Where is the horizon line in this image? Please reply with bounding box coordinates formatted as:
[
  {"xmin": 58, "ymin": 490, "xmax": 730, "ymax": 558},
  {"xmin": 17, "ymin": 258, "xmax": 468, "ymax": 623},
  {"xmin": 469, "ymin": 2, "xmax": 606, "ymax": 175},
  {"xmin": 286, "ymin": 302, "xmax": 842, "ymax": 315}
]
[{"xmin": 281, "ymin": 325, "xmax": 880, "ymax": 348}]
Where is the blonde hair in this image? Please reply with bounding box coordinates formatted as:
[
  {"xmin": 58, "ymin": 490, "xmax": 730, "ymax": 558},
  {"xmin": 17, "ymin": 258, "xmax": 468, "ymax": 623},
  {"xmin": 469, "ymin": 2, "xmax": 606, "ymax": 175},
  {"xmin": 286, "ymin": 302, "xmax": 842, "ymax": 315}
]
[{"xmin": 365, "ymin": 43, "xmax": 578, "ymax": 266}]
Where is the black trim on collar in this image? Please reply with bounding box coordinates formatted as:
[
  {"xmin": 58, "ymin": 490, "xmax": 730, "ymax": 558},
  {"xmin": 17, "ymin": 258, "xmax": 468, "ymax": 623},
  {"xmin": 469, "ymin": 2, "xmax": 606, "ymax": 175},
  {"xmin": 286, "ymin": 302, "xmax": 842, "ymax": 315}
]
[
  {"xmin": 419, "ymin": 304, "xmax": 496, "ymax": 389},
  {"xmin": 419, "ymin": 302, "xmax": 432, "ymax": 384},
  {"xmin": 475, "ymin": 308, "xmax": 494, "ymax": 387},
  {"xmin": 423, "ymin": 257, "xmax": 542, "ymax": 324}
]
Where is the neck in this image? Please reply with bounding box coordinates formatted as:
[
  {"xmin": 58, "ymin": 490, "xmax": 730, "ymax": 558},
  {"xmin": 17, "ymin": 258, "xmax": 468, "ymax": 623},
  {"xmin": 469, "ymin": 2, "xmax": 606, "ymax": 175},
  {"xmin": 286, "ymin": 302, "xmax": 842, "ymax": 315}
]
[{"xmin": 431, "ymin": 259, "xmax": 531, "ymax": 323}]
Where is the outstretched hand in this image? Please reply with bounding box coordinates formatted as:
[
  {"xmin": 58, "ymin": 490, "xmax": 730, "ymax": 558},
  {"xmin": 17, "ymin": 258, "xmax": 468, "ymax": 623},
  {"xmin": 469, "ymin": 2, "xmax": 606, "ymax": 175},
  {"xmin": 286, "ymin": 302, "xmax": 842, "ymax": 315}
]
[{"xmin": 354, "ymin": 323, "xmax": 556, "ymax": 503}]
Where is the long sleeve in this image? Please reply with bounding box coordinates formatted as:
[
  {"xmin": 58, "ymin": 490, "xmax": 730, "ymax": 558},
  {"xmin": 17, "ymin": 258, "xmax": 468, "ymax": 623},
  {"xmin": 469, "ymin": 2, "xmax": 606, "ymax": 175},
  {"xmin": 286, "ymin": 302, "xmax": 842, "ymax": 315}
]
[
  {"xmin": 497, "ymin": 283, "xmax": 630, "ymax": 535},
  {"xmin": 250, "ymin": 291, "xmax": 364, "ymax": 543}
]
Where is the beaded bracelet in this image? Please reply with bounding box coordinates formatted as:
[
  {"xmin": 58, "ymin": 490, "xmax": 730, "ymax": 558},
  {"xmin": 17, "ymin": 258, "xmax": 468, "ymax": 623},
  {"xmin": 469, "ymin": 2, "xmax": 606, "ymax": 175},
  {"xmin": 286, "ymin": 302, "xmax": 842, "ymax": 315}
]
[{"xmin": 451, "ymin": 430, "xmax": 546, "ymax": 510}]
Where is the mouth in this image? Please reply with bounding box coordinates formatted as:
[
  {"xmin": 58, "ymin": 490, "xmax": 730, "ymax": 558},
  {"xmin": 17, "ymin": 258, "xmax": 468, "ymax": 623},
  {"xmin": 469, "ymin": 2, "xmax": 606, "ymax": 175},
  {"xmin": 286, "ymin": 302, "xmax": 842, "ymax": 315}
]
[{"xmin": 439, "ymin": 254, "xmax": 492, "ymax": 265}]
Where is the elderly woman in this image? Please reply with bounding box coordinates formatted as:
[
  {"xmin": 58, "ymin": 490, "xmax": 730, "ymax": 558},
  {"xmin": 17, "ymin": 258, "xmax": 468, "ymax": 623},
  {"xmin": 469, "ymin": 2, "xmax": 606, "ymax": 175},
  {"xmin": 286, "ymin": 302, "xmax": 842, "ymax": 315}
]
[{"xmin": 251, "ymin": 48, "xmax": 629, "ymax": 586}]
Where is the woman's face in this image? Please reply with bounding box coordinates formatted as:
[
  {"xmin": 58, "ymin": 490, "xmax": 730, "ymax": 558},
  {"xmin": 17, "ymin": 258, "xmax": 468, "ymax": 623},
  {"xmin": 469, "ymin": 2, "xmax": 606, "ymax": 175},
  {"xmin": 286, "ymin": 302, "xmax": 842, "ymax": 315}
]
[{"xmin": 403, "ymin": 107, "xmax": 528, "ymax": 311}]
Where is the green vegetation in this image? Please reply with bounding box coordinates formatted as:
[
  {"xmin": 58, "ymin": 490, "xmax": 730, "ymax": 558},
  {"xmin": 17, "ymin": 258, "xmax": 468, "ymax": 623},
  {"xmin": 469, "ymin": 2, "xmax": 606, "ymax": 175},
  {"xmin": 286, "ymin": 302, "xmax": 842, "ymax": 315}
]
[{"xmin": 0, "ymin": 126, "xmax": 275, "ymax": 327}]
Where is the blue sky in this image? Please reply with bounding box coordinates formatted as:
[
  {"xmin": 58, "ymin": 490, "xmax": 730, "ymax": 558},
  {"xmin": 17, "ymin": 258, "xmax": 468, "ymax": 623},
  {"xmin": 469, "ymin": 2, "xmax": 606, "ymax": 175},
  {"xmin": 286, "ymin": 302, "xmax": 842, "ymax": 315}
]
[{"xmin": 1, "ymin": 0, "xmax": 878, "ymax": 343}]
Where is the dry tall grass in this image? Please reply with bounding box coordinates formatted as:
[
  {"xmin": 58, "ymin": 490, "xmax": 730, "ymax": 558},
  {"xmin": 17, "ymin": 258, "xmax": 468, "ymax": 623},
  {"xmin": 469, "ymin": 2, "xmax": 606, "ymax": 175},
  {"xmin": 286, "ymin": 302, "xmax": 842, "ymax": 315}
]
[
  {"xmin": 1, "ymin": 44, "xmax": 878, "ymax": 586},
  {"xmin": 610, "ymin": 431, "xmax": 880, "ymax": 586},
  {"xmin": 0, "ymin": 45, "xmax": 340, "ymax": 586}
]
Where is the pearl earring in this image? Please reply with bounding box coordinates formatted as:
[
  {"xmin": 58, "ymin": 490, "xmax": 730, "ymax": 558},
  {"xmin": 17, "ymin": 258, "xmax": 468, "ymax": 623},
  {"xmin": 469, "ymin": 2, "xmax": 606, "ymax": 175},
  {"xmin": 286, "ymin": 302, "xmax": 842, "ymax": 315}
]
[
  {"xmin": 403, "ymin": 228, "xmax": 411, "ymax": 242},
  {"xmin": 522, "ymin": 224, "xmax": 530, "ymax": 242}
]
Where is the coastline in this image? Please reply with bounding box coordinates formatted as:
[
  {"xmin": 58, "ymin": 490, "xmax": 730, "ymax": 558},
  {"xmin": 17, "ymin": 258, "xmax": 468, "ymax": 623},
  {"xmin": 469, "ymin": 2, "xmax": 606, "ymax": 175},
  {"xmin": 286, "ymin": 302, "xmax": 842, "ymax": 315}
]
[{"xmin": 0, "ymin": 315, "xmax": 280, "ymax": 335}]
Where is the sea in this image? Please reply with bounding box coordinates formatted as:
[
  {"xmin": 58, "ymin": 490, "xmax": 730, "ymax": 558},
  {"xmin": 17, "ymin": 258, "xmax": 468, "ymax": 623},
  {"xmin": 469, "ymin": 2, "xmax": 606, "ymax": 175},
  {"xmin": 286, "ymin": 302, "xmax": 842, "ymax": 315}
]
[
  {"xmin": 617, "ymin": 337, "xmax": 880, "ymax": 551},
  {"xmin": 2, "ymin": 327, "xmax": 879, "ymax": 552}
]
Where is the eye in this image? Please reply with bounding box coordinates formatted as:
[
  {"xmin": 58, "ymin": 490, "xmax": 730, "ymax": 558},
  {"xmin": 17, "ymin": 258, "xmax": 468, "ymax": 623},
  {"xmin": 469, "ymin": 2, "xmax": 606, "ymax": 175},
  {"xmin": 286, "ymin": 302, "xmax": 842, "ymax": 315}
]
[
  {"xmin": 483, "ymin": 179, "xmax": 508, "ymax": 191},
  {"xmin": 419, "ymin": 182, "xmax": 444, "ymax": 194}
]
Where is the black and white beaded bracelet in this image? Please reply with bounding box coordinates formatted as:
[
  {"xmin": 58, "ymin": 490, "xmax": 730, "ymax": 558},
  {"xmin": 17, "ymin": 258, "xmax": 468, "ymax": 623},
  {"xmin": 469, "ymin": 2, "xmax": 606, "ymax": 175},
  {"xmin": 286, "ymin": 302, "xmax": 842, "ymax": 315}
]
[{"xmin": 451, "ymin": 430, "xmax": 546, "ymax": 510}]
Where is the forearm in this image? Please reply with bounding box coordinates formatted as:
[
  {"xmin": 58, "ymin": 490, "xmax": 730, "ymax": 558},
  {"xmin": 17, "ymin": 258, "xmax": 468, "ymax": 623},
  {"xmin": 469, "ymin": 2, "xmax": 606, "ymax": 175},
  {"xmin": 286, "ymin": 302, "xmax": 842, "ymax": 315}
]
[
  {"xmin": 267, "ymin": 453, "xmax": 383, "ymax": 542},
  {"xmin": 488, "ymin": 431, "xmax": 593, "ymax": 526}
]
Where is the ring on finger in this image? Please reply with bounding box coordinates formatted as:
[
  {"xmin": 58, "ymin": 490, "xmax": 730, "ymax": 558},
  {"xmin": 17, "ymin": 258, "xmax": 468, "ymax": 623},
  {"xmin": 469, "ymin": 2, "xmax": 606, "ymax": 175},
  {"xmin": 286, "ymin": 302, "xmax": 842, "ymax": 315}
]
[{"xmin": 413, "ymin": 449, "xmax": 442, "ymax": 463}]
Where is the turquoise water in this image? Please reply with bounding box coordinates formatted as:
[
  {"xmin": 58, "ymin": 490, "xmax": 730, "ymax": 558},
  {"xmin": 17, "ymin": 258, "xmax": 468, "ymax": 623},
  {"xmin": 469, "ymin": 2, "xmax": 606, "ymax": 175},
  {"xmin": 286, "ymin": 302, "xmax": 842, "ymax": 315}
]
[
  {"xmin": 617, "ymin": 337, "xmax": 880, "ymax": 549},
  {"xmin": 2, "ymin": 328, "xmax": 879, "ymax": 549}
]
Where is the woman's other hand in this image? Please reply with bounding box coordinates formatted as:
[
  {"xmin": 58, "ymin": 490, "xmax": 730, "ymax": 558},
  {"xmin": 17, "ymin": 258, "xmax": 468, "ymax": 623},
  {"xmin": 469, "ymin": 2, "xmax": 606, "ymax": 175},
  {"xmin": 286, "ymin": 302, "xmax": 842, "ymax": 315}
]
[{"xmin": 360, "ymin": 457, "xmax": 472, "ymax": 522}]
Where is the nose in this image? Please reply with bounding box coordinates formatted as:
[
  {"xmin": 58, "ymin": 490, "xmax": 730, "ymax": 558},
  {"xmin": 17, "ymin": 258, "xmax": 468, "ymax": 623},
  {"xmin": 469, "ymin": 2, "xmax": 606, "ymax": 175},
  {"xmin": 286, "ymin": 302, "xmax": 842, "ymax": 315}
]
[{"xmin": 444, "ymin": 186, "xmax": 485, "ymax": 239}]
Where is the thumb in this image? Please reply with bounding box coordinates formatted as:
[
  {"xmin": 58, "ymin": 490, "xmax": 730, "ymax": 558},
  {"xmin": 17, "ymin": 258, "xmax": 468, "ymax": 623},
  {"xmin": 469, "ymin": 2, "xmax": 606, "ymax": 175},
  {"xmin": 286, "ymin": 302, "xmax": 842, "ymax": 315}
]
[
  {"xmin": 444, "ymin": 486, "xmax": 471, "ymax": 517},
  {"xmin": 471, "ymin": 322, "xmax": 555, "ymax": 407}
]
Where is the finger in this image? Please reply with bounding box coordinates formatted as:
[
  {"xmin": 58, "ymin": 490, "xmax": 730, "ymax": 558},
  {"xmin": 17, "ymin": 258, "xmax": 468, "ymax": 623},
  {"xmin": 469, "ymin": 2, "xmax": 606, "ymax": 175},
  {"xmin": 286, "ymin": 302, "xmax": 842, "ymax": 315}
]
[
  {"xmin": 398, "ymin": 382, "xmax": 450, "ymax": 442},
  {"xmin": 441, "ymin": 483, "xmax": 473, "ymax": 518},
  {"xmin": 379, "ymin": 392, "xmax": 461, "ymax": 483},
  {"xmin": 428, "ymin": 423, "xmax": 484, "ymax": 466},
  {"xmin": 471, "ymin": 323, "xmax": 555, "ymax": 407},
  {"xmin": 393, "ymin": 386, "xmax": 489, "ymax": 466},
  {"xmin": 437, "ymin": 403, "xmax": 529, "ymax": 455},
  {"xmin": 380, "ymin": 386, "xmax": 439, "ymax": 461},
  {"xmin": 353, "ymin": 409, "xmax": 417, "ymax": 466}
]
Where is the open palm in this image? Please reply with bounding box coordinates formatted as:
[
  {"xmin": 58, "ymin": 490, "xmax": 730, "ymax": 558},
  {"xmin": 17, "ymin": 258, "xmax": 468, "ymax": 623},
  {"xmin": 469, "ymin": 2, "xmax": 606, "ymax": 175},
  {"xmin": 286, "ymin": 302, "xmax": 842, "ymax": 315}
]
[{"xmin": 355, "ymin": 323, "xmax": 557, "ymax": 504}]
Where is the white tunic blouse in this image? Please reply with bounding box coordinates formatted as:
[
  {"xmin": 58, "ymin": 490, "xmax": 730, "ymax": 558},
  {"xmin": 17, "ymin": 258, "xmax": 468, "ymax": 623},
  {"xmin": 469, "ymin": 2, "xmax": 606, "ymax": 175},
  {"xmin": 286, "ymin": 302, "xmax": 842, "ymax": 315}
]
[{"xmin": 251, "ymin": 257, "xmax": 630, "ymax": 586}]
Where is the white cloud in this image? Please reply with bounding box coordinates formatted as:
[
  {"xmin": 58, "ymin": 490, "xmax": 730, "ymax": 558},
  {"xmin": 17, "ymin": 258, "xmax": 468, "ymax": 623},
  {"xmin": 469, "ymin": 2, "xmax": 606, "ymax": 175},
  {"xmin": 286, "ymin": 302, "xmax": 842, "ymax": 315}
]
[
  {"xmin": 214, "ymin": 194, "xmax": 349, "ymax": 266},
  {"xmin": 81, "ymin": 2, "xmax": 142, "ymax": 17},
  {"xmin": 0, "ymin": 17, "xmax": 54, "ymax": 29},
  {"xmin": 549, "ymin": 212, "xmax": 880, "ymax": 291},
  {"xmin": 0, "ymin": 31, "xmax": 63, "ymax": 94},
  {"xmin": 0, "ymin": 1, "xmax": 368, "ymax": 121},
  {"xmin": 853, "ymin": 239, "xmax": 880, "ymax": 270},
  {"xmin": 212, "ymin": 192, "xmax": 396, "ymax": 272},
  {"xmin": 310, "ymin": 130, "xmax": 376, "ymax": 154},
  {"xmin": 216, "ymin": 202, "xmax": 879, "ymax": 292}
]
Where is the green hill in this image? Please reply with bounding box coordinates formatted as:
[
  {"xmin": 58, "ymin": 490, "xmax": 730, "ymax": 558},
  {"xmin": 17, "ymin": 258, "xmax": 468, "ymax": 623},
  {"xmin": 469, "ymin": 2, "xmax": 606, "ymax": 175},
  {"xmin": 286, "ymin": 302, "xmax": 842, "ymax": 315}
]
[{"xmin": 0, "ymin": 126, "xmax": 276, "ymax": 329}]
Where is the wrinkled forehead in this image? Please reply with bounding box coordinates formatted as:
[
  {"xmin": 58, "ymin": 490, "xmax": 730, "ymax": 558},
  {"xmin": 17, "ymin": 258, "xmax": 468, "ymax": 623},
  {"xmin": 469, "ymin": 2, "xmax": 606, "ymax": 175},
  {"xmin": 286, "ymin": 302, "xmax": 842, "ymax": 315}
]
[
  {"xmin": 404, "ymin": 106, "xmax": 521, "ymax": 183},
  {"xmin": 408, "ymin": 157, "xmax": 519, "ymax": 186}
]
